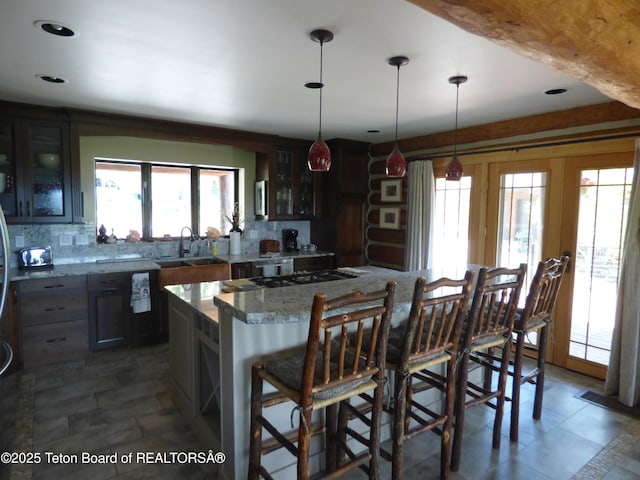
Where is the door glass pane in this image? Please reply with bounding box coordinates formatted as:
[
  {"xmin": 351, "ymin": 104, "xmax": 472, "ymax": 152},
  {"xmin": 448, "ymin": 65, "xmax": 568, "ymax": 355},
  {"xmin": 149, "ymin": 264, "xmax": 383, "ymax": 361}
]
[
  {"xmin": 95, "ymin": 162, "xmax": 142, "ymax": 239},
  {"xmin": 275, "ymin": 151, "xmax": 292, "ymax": 216},
  {"xmin": 199, "ymin": 169, "xmax": 235, "ymax": 236},
  {"xmin": 151, "ymin": 165, "xmax": 191, "ymax": 237},
  {"xmin": 497, "ymin": 172, "xmax": 546, "ymax": 297},
  {"xmin": 31, "ymin": 126, "xmax": 64, "ymax": 217},
  {"xmin": 570, "ymin": 167, "xmax": 633, "ymax": 365},
  {"xmin": 0, "ymin": 122, "xmax": 17, "ymax": 216},
  {"xmin": 433, "ymin": 176, "xmax": 471, "ymax": 272}
]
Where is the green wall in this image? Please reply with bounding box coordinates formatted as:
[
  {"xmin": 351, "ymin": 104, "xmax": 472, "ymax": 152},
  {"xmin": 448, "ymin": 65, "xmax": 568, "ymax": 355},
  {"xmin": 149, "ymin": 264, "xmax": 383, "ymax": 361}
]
[{"xmin": 79, "ymin": 136, "xmax": 255, "ymax": 225}]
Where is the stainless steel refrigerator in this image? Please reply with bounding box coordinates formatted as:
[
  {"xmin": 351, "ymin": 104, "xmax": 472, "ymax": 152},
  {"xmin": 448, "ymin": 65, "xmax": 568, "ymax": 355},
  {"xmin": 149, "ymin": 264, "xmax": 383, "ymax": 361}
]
[{"xmin": 0, "ymin": 206, "xmax": 12, "ymax": 376}]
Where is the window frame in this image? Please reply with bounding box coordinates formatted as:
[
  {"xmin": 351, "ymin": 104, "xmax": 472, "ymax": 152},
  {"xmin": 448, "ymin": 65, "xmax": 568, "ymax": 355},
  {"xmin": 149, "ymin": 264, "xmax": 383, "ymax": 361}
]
[{"xmin": 95, "ymin": 159, "xmax": 239, "ymax": 240}]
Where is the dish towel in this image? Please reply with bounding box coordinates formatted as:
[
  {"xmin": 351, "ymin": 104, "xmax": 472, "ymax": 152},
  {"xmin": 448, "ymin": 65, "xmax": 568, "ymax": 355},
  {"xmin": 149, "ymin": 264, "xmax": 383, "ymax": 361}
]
[{"xmin": 131, "ymin": 272, "xmax": 151, "ymax": 313}]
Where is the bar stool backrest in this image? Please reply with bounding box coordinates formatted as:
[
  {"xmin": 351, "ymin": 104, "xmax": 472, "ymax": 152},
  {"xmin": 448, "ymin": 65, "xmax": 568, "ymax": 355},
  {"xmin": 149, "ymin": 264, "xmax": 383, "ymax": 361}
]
[
  {"xmin": 399, "ymin": 271, "xmax": 475, "ymax": 369},
  {"xmin": 300, "ymin": 281, "xmax": 397, "ymax": 406},
  {"xmin": 519, "ymin": 256, "xmax": 569, "ymax": 329},
  {"xmin": 465, "ymin": 264, "xmax": 527, "ymax": 347}
]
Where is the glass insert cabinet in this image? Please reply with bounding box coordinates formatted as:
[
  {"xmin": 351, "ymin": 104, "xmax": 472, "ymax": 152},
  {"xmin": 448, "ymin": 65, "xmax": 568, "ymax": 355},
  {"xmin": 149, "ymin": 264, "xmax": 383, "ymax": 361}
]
[
  {"xmin": 257, "ymin": 145, "xmax": 322, "ymax": 220},
  {"xmin": 0, "ymin": 118, "xmax": 72, "ymax": 223}
]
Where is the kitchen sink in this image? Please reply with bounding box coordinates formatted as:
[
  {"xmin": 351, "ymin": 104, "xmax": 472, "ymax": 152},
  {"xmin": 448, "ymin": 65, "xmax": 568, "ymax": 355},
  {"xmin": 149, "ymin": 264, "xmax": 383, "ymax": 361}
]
[
  {"xmin": 157, "ymin": 257, "xmax": 231, "ymax": 288},
  {"xmin": 157, "ymin": 260, "xmax": 190, "ymax": 268},
  {"xmin": 182, "ymin": 258, "xmax": 226, "ymax": 266},
  {"xmin": 157, "ymin": 258, "xmax": 226, "ymax": 268}
]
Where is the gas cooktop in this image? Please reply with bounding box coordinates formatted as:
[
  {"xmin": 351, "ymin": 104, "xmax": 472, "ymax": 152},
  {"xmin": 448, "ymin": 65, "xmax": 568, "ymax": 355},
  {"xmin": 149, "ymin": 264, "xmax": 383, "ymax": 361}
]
[{"xmin": 250, "ymin": 270, "xmax": 358, "ymax": 288}]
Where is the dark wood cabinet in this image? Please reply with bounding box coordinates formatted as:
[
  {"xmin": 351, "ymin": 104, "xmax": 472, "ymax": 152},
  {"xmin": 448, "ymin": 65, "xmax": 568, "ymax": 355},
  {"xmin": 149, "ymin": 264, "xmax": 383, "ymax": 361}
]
[
  {"xmin": 231, "ymin": 262, "xmax": 253, "ymax": 279},
  {"xmin": 311, "ymin": 139, "xmax": 370, "ymax": 267},
  {"xmin": 256, "ymin": 142, "xmax": 322, "ymax": 220},
  {"xmin": 294, "ymin": 256, "xmax": 334, "ymax": 272},
  {"xmin": 88, "ymin": 271, "xmax": 157, "ymax": 350},
  {"xmin": 0, "ymin": 115, "xmax": 73, "ymax": 223},
  {"xmin": 17, "ymin": 275, "xmax": 88, "ymax": 369}
]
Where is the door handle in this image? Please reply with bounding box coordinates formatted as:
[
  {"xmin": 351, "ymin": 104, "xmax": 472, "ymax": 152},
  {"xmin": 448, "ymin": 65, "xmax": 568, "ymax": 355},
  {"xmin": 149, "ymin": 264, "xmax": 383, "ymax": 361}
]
[{"xmin": 562, "ymin": 250, "xmax": 572, "ymax": 273}]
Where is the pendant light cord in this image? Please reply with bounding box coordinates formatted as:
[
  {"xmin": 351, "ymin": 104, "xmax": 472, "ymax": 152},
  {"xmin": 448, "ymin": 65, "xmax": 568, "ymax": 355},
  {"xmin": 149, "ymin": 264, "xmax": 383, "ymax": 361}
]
[
  {"xmin": 394, "ymin": 65, "xmax": 400, "ymax": 142},
  {"xmin": 453, "ymin": 82, "xmax": 460, "ymax": 156},
  {"xmin": 318, "ymin": 39, "xmax": 324, "ymax": 137}
]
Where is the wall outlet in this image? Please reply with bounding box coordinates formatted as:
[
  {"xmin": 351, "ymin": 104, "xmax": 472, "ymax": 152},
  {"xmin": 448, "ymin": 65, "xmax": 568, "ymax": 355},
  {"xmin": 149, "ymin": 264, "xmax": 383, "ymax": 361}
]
[
  {"xmin": 14, "ymin": 235, "xmax": 25, "ymax": 248},
  {"xmin": 248, "ymin": 229, "xmax": 258, "ymax": 240},
  {"xmin": 59, "ymin": 234, "xmax": 73, "ymax": 246}
]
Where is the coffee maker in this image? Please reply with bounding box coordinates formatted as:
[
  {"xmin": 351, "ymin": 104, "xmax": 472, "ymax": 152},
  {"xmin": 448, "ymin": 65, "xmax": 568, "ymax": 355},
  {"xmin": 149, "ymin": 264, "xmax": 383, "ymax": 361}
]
[{"xmin": 283, "ymin": 229, "xmax": 298, "ymax": 252}]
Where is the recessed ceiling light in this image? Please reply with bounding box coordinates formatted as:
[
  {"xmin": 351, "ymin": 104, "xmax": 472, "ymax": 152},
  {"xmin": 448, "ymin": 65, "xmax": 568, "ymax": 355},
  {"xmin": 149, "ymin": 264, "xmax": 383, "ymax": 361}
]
[
  {"xmin": 36, "ymin": 74, "xmax": 68, "ymax": 84},
  {"xmin": 34, "ymin": 20, "xmax": 76, "ymax": 37},
  {"xmin": 545, "ymin": 88, "xmax": 567, "ymax": 95}
]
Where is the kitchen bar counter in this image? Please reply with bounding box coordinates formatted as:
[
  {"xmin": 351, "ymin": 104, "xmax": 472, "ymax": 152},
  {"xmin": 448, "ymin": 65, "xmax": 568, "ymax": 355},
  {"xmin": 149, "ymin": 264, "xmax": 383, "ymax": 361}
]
[{"xmin": 165, "ymin": 263, "xmax": 476, "ymax": 479}]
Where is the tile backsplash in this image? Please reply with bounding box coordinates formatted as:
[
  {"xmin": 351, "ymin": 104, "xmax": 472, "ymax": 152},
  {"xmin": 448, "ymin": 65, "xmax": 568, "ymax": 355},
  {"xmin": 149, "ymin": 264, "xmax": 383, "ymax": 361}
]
[{"xmin": 6, "ymin": 220, "xmax": 311, "ymax": 267}]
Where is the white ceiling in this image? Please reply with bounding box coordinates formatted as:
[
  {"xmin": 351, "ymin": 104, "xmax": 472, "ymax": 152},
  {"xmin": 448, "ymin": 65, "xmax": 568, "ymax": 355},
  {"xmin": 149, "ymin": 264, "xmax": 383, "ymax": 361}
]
[{"xmin": 0, "ymin": 0, "xmax": 612, "ymax": 144}]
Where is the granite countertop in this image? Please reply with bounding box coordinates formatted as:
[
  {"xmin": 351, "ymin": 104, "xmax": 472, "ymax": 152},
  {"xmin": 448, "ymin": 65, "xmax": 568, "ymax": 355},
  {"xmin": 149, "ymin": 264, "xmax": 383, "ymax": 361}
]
[
  {"xmin": 7, "ymin": 250, "xmax": 334, "ymax": 282},
  {"xmin": 166, "ymin": 264, "xmax": 478, "ymax": 326}
]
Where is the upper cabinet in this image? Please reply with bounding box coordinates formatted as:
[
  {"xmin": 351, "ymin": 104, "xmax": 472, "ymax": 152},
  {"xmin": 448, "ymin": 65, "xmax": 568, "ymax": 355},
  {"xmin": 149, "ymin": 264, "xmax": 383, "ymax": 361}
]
[
  {"xmin": 257, "ymin": 143, "xmax": 322, "ymax": 220},
  {"xmin": 0, "ymin": 116, "xmax": 73, "ymax": 223}
]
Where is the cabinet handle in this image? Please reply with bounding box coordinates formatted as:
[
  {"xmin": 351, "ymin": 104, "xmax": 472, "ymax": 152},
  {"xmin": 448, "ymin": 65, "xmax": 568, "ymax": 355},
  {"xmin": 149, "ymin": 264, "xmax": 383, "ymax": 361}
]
[
  {"xmin": 43, "ymin": 284, "xmax": 65, "ymax": 289},
  {"xmin": 18, "ymin": 201, "xmax": 22, "ymax": 217},
  {"xmin": 26, "ymin": 201, "xmax": 30, "ymax": 217},
  {"xmin": 46, "ymin": 337, "xmax": 67, "ymax": 343},
  {"xmin": 44, "ymin": 307, "xmax": 65, "ymax": 312}
]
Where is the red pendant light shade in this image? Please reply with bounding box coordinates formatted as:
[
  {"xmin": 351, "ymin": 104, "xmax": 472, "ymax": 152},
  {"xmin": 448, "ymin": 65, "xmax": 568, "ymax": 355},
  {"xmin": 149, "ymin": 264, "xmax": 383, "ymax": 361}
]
[
  {"xmin": 306, "ymin": 29, "xmax": 333, "ymax": 172},
  {"xmin": 308, "ymin": 135, "xmax": 331, "ymax": 171},
  {"xmin": 385, "ymin": 144, "xmax": 406, "ymax": 177},
  {"xmin": 445, "ymin": 75, "xmax": 468, "ymax": 181},
  {"xmin": 445, "ymin": 155, "xmax": 463, "ymax": 181},
  {"xmin": 385, "ymin": 56, "xmax": 409, "ymax": 178}
]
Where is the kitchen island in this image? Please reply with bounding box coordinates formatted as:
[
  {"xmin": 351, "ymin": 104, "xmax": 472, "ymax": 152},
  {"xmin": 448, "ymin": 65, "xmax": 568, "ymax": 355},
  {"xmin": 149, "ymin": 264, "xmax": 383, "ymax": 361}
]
[{"xmin": 165, "ymin": 264, "xmax": 474, "ymax": 479}]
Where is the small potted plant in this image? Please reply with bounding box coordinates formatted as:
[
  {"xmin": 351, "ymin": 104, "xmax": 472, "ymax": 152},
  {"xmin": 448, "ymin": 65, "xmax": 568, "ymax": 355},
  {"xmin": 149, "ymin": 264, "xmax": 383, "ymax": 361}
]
[
  {"xmin": 223, "ymin": 203, "xmax": 243, "ymax": 254},
  {"xmin": 223, "ymin": 202, "xmax": 243, "ymax": 234}
]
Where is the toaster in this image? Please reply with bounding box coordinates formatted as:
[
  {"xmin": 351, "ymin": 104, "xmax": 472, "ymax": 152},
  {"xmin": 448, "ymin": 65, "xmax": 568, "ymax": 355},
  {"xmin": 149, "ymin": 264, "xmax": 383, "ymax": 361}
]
[{"xmin": 18, "ymin": 246, "xmax": 53, "ymax": 269}]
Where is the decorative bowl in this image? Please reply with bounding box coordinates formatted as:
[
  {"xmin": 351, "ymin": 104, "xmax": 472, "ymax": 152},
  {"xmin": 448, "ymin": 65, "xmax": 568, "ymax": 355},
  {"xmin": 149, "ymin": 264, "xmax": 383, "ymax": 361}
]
[{"xmin": 37, "ymin": 153, "xmax": 60, "ymax": 169}]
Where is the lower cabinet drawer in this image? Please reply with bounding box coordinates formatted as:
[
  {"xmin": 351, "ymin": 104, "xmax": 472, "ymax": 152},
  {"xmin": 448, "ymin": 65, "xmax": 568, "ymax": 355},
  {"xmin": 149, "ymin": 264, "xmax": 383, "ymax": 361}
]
[
  {"xmin": 21, "ymin": 320, "xmax": 88, "ymax": 367},
  {"xmin": 21, "ymin": 295, "xmax": 88, "ymax": 326}
]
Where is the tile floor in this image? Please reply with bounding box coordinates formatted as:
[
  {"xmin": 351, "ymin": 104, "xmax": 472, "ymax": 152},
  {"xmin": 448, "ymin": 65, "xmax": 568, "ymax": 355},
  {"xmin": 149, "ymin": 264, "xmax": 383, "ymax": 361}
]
[{"xmin": 1, "ymin": 343, "xmax": 640, "ymax": 480}]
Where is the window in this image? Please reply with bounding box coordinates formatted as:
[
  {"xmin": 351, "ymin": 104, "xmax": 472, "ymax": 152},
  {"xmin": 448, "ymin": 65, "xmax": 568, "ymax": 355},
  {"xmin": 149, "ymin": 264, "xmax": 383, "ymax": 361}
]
[
  {"xmin": 150, "ymin": 165, "xmax": 191, "ymax": 237},
  {"xmin": 95, "ymin": 162, "xmax": 142, "ymax": 238},
  {"xmin": 433, "ymin": 176, "xmax": 472, "ymax": 272},
  {"xmin": 496, "ymin": 172, "xmax": 546, "ymax": 295},
  {"xmin": 95, "ymin": 160, "xmax": 236, "ymax": 239}
]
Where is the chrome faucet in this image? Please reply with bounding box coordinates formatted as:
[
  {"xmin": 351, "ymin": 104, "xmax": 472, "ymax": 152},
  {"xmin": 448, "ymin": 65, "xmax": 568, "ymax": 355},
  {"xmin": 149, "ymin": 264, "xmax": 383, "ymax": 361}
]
[{"xmin": 178, "ymin": 226, "xmax": 195, "ymax": 258}]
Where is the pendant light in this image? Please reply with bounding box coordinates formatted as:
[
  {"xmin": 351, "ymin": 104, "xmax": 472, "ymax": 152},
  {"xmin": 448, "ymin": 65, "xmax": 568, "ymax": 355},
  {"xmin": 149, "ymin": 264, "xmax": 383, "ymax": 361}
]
[
  {"xmin": 445, "ymin": 75, "xmax": 468, "ymax": 181},
  {"xmin": 385, "ymin": 56, "xmax": 409, "ymax": 177},
  {"xmin": 306, "ymin": 29, "xmax": 333, "ymax": 172}
]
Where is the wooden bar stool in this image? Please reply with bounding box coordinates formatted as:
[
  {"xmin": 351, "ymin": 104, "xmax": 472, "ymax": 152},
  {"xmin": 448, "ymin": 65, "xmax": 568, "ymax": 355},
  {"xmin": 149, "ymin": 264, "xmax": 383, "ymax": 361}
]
[
  {"xmin": 338, "ymin": 272, "xmax": 474, "ymax": 479},
  {"xmin": 248, "ymin": 281, "xmax": 397, "ymax": 480},
  {"xmin": 387, "ymin": 273, "xmax": 474, "ymax": 479},
  {"xmin": 509, "ymin": 256, "xmax": 569, "ymax": 441},
  {"xmin": 450, "ymin": 264, "xmax": 527, "ymax": 472}
]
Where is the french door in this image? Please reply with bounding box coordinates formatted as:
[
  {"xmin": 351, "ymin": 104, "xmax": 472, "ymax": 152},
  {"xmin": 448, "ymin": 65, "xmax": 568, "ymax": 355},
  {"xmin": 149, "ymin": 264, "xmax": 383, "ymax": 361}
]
[
  {"xmin": 555, "ymin": 152, "xmax": 634, "ymax": 378},
  {"xmin": 482, "ymin": 153, "xmax": 633, "ymax": 379}
]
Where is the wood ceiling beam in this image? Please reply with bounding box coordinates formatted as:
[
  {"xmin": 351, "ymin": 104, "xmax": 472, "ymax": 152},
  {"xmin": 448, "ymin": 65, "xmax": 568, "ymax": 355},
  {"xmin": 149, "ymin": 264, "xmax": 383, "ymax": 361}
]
[
  {"xmin": 406, "ymin": 0, "xmax": 640, "ymax": 110},
  {"xmin": 370, "ymin": 101, "xmax": 640, "ymax": 157}
]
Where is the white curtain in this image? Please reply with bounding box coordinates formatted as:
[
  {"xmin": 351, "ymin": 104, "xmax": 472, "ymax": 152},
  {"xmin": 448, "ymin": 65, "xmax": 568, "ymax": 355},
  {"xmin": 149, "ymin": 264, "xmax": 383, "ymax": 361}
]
[
  {"xmin": 605, "ymin": 139, "xmax": 640, "ymax": 406},
  {"xmin": 404, "ymin": 160, "xmax": 435, "ymax": 271}
]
